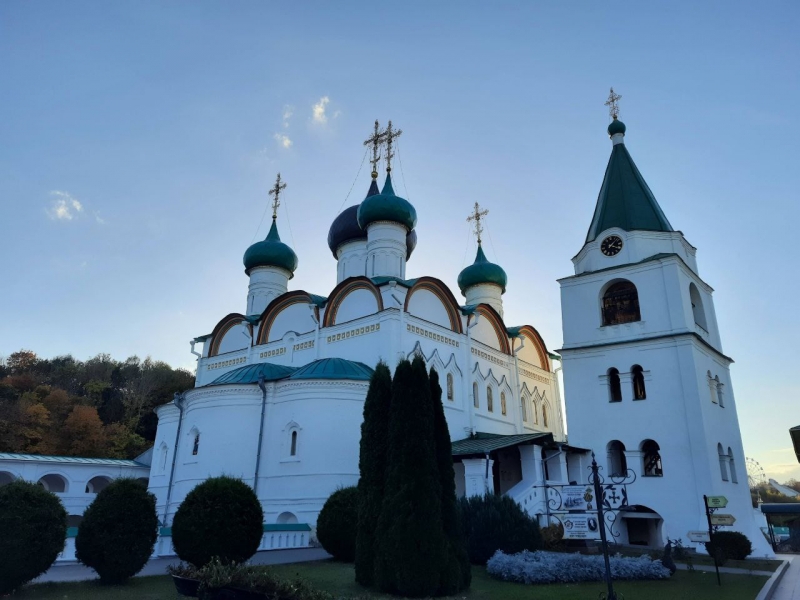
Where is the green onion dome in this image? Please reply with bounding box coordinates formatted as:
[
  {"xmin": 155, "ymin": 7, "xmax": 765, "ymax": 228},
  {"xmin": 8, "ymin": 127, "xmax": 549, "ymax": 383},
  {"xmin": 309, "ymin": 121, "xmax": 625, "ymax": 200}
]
[
  {"xmin": 357, "ymin": 173, "xmax": 417, "ymax": 231},
  {"xmin": 243, "ymin": 219, "xmax": 298, "ymax": 277},
  {"xmin": 457, "ymin": 244, "xmax": 507, "ymax": 294},
  {"xmin": 608, "ymin": 118, "xmax": 626, "ymax": 137}
]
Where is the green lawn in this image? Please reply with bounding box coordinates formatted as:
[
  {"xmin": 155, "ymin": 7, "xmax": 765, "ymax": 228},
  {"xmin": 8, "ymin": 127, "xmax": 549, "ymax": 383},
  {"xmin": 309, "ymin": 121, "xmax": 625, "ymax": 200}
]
[{"xmin": 18, "ymin": 560, "xmax": 769, "ymax": 600}]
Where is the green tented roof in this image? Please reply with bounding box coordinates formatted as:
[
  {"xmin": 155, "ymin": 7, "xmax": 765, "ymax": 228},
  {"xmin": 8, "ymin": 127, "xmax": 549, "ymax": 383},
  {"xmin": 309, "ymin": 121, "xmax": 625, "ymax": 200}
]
[
  {"xmin": 0, "ymin": 452, "xmax": 148, "ymax": 468},
  {"xmin": 208, "ymin": 362, "xmax": 297, "ymax": 386},
  {"xmin": 585, "ymin": 132, "xmax": 673, "ymax": 243},
  {"xmin": 451, "ymin": 432, "xmax": 552, "ymax": 457},
  {"xmin": 791, "ymin": 425, "xmax": 800, "ymax": 464},
  {"xmin": 289, "ymin": 358, "xmax": 374, "ymax": 381}
]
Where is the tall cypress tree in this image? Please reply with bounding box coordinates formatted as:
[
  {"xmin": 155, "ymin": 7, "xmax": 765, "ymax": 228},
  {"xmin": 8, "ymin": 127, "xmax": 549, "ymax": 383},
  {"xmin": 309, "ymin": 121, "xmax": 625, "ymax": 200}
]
[
  {"xmin": 374, "ymin": 357, "xmax": 446, "ymax": 597},
  {"xmin": 430, "ymin": 368, "xmax": 472, "ymax": 593},
  {"xmin": 355, "ymin": 362, "xmax": 392, "ymax": 586}
]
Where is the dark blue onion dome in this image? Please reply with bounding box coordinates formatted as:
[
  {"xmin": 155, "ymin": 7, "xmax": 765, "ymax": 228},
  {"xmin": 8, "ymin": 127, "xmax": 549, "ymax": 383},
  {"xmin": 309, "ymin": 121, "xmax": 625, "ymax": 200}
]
[
  {"xmin": 243, "ymin": 218, "xmax": 298, "ymax": 277},
  {"xmin": 357, "ymin": 173, "xmax": 417, "ymax": 231},
  {"xmin": 457, "ymin": 243, "xmax": 507, "ymax": 295},
  {"xmin": 608, "ymin": 117, "xmax": 626, "ymax": 137}
]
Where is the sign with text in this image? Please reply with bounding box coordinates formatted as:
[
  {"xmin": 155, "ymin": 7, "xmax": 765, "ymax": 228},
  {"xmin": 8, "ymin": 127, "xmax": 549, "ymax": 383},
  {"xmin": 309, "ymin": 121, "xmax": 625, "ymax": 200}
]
[
  {"xmin": 688, "ymin": 530, "xmax": 711, "ymax": 543},
  {"xmin": 561, "ymin": 514, "xmax": 602, "ymax": 540},
  {"xmin": 710, "ymin": 514, "xmax": 736, "ymax": 526},
  {"xmin": 706, "ymin": 496, "xmax": 728, "ymax": 508},
  {"xmin": 561, "ymin": 485, "xmax": 595, "ymax": 511}
]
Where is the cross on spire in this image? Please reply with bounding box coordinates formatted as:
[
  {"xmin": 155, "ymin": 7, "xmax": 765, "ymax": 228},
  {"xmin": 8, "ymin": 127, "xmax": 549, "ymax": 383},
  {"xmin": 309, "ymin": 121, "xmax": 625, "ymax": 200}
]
[
  {"xmin": 269, "ymin": 173, "xmax": 286, "ymax": 219},
  {"xmin": 382, "ymin": 120, "xmax": 402, "ymax": 172},
  {"xmin": 363, "ymin": 120, "xmax": 386, "ymax": 179},
  {"xmin": 467, "ymin": 202, "xmax": 489, "ymax": 245},
  {"xmin": 605, "ymin": 87, "xmax": 622, "ymax": 120}
]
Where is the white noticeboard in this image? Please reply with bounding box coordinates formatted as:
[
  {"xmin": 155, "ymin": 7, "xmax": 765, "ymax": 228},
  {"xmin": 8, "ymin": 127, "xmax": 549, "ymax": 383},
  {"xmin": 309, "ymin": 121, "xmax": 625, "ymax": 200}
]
[
  {"xmin": 561, "ymin": 514, "xmax": 601, "ymax": 540},
  {"xmin": 560, "ymin": 485, "xmax": 596, "ymax": 511},
  {"xmin": 687, "ymin": 531, "xmax": 710, "ymax": 543}
]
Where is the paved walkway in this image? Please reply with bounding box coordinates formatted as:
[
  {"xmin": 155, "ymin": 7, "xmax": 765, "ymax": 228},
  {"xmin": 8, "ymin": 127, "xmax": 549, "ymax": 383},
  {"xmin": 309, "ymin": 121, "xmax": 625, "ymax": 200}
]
[
  {"xmin": 34, "ymin": 547, "xmax": 331, "ymax": 583},
  {"xmin": 771, "ymin": 555, "xmax": 799, "ymax": 600},
  {"xmin": 675, "ymin": 562, "xmax": 775, "ymax": 576}
]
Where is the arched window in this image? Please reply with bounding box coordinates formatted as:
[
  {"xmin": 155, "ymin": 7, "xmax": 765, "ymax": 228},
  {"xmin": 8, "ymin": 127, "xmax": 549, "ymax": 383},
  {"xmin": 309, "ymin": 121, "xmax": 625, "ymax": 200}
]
[
  {"xmin": 715, "ymin": 376, "xmax": 724, "ymax": 407},
  {"xmin": 607, "ymin": 440, "xmax": 627, "ymax": 477},
  {"xmin": 641, "ymin": 440, "xmax": 663, "ymax": 477},
  {"xmin": 446, "ymin": 373, "xmax": 454, "ymax": 401},
  {"xmin": 473, "ymin": 382, "xmax": 479, "ymax": 408},
  {"xmin": 85, "ymin": 476, "xmax": 111, "ymax": 494},
  {"xmin": 689, "ymin": 283, "xmax": 708, "ymax": 331},
  {"xmin": 192, "ymin": 432, "xmax": 200, "ymax": 456},
  {"xmin": 718, "ymin": 443, "xmax": 728, "ymax": 481},
  {"xmin": 542, "ymin": 403, "xmax": 549, "ymax": 428},
  {"xmin": 632, "ymin": 365, "xmax": 646, "ymax": 400},
  {"xmin": 290, "ymin": 431, "xmax": 298, "ymax": 456},
  {"xmin": 159, "ymin": 444, "xmax": 168, "ymax": 473},
  {"xmin": 0, "ymin": 471, "xmax": 16, "ymax": 486},
  {"xmin": 728, "ymin": 447, "xmax": 738, "ymax": 483},
  {"xmin": 602, "ymin": 280, "xmax": 641, "ymax": 326},
  {"xmin": 500, "ymin": 392, "xmax": 507, "ymax": 416},
  {"xmin": 38, "ymin": 474, "xmax": 67, "ymax": 493},
  {"xmin": 608, "ymin": 368, "xmax": 622, "ymax": 402},
  {"xmin": 521, "ymin": 395, "xmax": 528, "ymax": 422},
  {"xmin": 277, "ymin": 511, "xmax": 298, "ymax": 524},
  {"xmin": 486, "ymin": 387, "xmax": 494, "ymax": 412}
]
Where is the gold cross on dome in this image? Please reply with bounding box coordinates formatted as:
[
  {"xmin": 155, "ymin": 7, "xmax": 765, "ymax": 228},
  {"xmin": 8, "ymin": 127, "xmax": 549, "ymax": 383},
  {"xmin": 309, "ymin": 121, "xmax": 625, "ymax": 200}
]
[
  {"xmin": 363, "ymin": 120, "xmax": 386, "ymax": 179},
  {"xmin": 269, "ymin": 173, "xmax": 287, "ymax": 219},
  {"xmin": 605, "ymin": 87, "xmax": 622, "ymax": 120},
  {"xmin": 382, "ymin": 120, "xmax": 403, "ymax": 172},
  {"xmin": 466, "ymin": 202, "xmax": 489, "ymax": 244}
]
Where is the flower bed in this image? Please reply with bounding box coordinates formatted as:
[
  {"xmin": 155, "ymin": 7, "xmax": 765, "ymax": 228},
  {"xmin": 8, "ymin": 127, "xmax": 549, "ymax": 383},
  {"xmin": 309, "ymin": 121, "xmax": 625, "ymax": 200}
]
[{"xmin": 486, "ymin": 550, "xmax": 671, "ymax": 584}]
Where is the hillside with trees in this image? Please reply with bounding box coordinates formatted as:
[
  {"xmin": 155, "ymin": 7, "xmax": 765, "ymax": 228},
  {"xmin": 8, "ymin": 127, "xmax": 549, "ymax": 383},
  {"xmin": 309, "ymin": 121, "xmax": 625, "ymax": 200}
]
[{"xmin": 0, "ymin": 350, "xmax": 194, "ymax": 459}]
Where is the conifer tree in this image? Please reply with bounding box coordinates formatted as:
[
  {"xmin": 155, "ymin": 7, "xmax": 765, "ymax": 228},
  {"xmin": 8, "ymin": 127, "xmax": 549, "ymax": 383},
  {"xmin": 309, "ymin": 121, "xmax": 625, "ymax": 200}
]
[
  {"xmin": 374, "ymin": 357, "xmax": 446, "ymax": 597},
  {"xmin": 355, "ymin": 361, "xmax": 392, "ymax": 586},
  {"xmin": 430, "ymin": 368, "xmax": 472, "ymax": 593}
]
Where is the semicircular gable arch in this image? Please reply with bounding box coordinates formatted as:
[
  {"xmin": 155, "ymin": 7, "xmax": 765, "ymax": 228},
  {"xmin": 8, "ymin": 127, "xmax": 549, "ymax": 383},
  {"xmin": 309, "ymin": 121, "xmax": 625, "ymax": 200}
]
[
  {"xmin": 323, "ymin": 276, "xmax": 384, "ymax": 327},
  {"xmin": 257, "ymin": 291, "xmax": 320, "ymax": 345},
  {"xmin": 208, "ymin": 313, "xmax": 251, "ymax": 357},
  {"xmin": 515, "ymin": 325, "xmax": 551, "ymax": 371},
  {"xmin": 404, "ymin": 277, "xmax": 463, "ymax": 334},
  {"xmin": 472, "ymin": 304, "xmax": 511, "ymax": 354}
]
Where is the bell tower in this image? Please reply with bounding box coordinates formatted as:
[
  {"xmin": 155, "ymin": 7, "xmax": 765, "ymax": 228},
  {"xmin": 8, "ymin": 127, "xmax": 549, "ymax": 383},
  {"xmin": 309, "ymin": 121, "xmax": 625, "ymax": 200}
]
[{"xmin": 558, "ymin": 91, "xmax": 771, "ymax": 554}]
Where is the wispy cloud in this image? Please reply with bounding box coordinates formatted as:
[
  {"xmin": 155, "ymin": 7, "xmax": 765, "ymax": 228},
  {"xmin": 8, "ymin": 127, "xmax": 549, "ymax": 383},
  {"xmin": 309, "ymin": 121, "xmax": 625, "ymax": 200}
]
[
  {"xmin": 46, "ymin": 190, "xmax": 84, "ymax": 221},
  {"xmin": 94, "ymin": 211, "xmax": 106, "ymax": 225},
  {"xmin": 274, "ymin": 133, "xmax": 292, "ymax": 149},
  {"xmin": 312, "ymin": 96, "xmax": 330, "ymax": 125},
  {"xmin": 282, "ymin": 105, "xmax": 294, "ymax": 128}
]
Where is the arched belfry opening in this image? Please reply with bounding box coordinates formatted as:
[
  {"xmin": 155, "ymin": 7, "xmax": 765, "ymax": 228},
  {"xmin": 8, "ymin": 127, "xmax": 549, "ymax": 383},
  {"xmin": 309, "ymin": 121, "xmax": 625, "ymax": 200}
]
[{"xmin": 602, "ymin": 281, "xmax": 641, "ymax": 326}]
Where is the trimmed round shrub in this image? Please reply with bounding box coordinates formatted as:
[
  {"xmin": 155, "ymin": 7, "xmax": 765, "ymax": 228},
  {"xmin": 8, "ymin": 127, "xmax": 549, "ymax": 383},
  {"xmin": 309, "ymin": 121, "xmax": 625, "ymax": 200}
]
[
  {"xmin": 316, "ymin": 486, "xmax": 358, "ymax": 562},
  {"xmin": 0, "ymin": 480, "xmax": 67, "ymax": 594},
  {"xmin": 704, "ymin": 531, "xmax": 752, "ymax": 563},
  {"xmin": 172, "ymin": 476, "xmax": 264, "ymax": 567},
  {"xmin": 458, "ymin": 493, "xmax": 542, "ymax": 564},
  {"xmin": 75, "ymin": 478, "xmax": 158, "ymax": 583}
]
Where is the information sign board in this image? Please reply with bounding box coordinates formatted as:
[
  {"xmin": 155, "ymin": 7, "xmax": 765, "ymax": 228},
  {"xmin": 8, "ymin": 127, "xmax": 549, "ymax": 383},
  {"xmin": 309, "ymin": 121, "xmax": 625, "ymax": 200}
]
[
  {"xmin": 561, "ymin": 514, "xmax": 601, "ymax": 540},
  {"xmin": 688, "ymin": 530, "xmax": 711, "ymax": 542},
  {"xmin": 710, "ymin": 514, "xmax": 736, "ymax": 526}
]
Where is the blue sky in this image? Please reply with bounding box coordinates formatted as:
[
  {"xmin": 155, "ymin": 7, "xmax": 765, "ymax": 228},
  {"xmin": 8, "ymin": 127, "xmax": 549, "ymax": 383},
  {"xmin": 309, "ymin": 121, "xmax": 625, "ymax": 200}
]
[{"xmin": 1, "ymin": 1, "xmax": 798, "ymax": 481}]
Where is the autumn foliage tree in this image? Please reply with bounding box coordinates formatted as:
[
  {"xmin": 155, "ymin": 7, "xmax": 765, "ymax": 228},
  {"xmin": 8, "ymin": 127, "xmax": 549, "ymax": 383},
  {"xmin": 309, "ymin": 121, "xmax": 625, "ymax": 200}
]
[{"xmin": 0, "ymin": 350, "xmax": 194, "ymax": 459}]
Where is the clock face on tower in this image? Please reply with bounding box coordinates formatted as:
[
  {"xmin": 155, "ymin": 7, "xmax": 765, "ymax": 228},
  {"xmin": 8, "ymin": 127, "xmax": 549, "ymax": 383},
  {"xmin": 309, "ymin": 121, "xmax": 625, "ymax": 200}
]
[{"xmin": 600, "ymin": 235, "xmax": 623, "ymax": 256}]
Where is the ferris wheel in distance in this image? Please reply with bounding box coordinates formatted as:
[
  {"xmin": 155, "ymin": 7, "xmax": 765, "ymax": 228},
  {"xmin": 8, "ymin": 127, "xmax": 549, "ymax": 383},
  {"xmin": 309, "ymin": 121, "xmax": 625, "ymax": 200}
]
[{"xmin": 746, "ymin": 457, "xmax": 766, "ymax": 488}]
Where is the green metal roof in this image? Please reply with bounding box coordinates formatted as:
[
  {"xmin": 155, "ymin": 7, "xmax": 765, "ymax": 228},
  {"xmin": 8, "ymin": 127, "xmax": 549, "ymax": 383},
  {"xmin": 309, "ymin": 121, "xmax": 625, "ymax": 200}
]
[
  {"xmin": 357, "ymin": 173, "xmax": 417, "ymax": 231},
  {"xmin": 308, "ymin": 294, "xmax": 328, "ymax": 307},
  {"xmin": 451, "ymin": 432, "xmax": 552, "ymax": 457},
  {"xmin": 243, "ymin": 219, "xmax": 299, "ymax": 275},
  {"xmin": 585, "ymin": 124, "xmax": 673, "ymax": 243},
  {"xmin": 371, "ymin": 276, "xmax": 418, "ymax": 288},
  {"xmin": 208, "ymin": 362, "xmax": 297, "ymax": 386},
  {"xmin": 0, "ymin": 452, "xmax": 148, "ymax": 468},
  {"xmin": 791, "ymin": 425, "xmax": 800, "ymax": 464},
  {"xmin": 289, "ymin": 358, "xmax": 374, "ymax": 381},
  {"xmin": 761, "ymin": 503, "xmax": 800, "ymax": 515},
  {"xmin": 458, "ymin": 244, "xmax": 507, "ymax": 294}
]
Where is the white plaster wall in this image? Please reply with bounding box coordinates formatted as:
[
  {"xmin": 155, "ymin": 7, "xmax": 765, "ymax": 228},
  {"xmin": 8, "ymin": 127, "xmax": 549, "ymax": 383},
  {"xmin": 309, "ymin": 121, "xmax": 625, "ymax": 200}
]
[
  {"xmin": 336, "ymin": 240, "xmax": 367, "ymax": 283},
  {"xmin": 334, "ymin": 288, "xmax": 381, "ymax": 325},
  {"xmin": 247, "ymin": 267, "xmax": 291, "ymax": 316},
  {"xmin": 217, "ymin": 323, "xmax": 251, "ymax": 355},
  {"xmin": 268, "ymin": 303, "xmax": 317, "ymax": 342},
  {"xmin": 365, "ymin": 221, "xmax": 407, "ymax": 279},
  {"xmin": 406, "ymin": 289, "xmax": 452, "ymax": 330},
  {"xmin": 465, "ymin": 284, "xmax": 504, "ymax": 317},
  {"xmin": 470, "ymin": 321, "xmax": 503, "ymax": 353}
]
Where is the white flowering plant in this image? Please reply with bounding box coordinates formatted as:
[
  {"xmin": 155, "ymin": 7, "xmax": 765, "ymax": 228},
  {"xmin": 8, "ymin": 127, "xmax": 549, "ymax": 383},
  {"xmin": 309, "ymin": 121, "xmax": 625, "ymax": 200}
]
[{"xmin": 486, "ymin": 549, "xmax": 671, "ymax": 584}]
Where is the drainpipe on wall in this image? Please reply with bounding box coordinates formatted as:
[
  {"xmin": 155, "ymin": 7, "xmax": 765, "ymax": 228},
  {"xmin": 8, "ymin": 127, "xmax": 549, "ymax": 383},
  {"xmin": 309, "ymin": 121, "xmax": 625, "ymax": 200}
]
[
  {"xmin": 512, "ymin": 336, "xmax": 525, "ymax": 434},
  {"xmin": 465, "ymin": 313, "xmax": 480, "ymax": 435},
  {"xmin": 163, "ymin": 391, "xmax": 185, "ymax": 527},
  {"xmin": 254, "ymin": 375, "xmax": 268, "ymax": 496},
  {"xmin": 309, "ymin": 304, "xmax": 321, "ymax": 360}
]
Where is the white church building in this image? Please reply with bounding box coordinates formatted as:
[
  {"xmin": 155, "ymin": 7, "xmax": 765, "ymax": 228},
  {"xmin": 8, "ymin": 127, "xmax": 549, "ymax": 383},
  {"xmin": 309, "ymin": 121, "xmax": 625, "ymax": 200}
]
[{"xmin": 1, "ymin": 108, "xmax": 771, "ymax": 558}]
